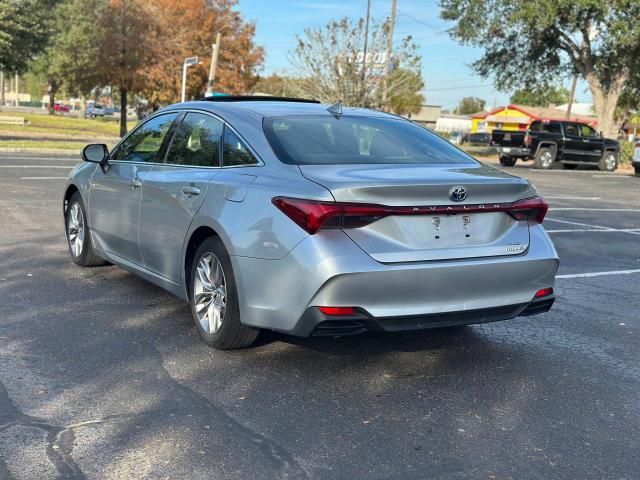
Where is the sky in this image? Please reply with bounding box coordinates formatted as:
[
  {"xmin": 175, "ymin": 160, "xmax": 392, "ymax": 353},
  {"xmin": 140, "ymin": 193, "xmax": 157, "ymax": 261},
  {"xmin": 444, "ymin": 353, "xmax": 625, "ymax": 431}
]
[{"xmin": 236, "ymin": 0, "xmax": 590, "ymax": 111}]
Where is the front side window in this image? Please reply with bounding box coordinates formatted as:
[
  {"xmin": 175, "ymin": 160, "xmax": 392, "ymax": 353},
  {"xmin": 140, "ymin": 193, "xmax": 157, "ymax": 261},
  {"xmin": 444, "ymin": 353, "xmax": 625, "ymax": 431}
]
[
  {"xmin": 113, "ymin": 113, "xmax": 178, "ymax": 163},
  {"xmin": 223, "ymin": 127, "xmax": 259, "ymax": 167},
  {"xmin": 166, "ymin": 112, "xmax": 223, "ymax": 167},
  {"xmin": 580, "ymin": 124, "xmax": 597, "ymax": 138},
  {"xmin": 263, "ymin": 115, "xmax": 477, "ymax": 165}
]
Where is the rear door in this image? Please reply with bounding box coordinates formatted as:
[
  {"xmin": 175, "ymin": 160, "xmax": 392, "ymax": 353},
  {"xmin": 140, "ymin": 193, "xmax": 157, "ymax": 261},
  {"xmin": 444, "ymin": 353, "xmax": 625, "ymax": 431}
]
[
  {"xmin": 89, "ymin": 112, "xmax": 179, "ymax": 265},
  {"xmin": 138, "ymin": 111, "xmax": 223, "ymax": 282}
]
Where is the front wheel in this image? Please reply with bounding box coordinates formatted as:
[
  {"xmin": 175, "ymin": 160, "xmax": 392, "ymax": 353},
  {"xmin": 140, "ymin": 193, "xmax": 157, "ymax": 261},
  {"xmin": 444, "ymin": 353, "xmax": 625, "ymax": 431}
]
[
  {"xmin": 66, "ymin": 192, "xmax": 107, "ymax": 267},
  {"xmin": 499, "ymin": 156, "xmax": 517, "ymax": 167},
  {"xmin": 534, "ymin": 148, "xmax": 554, "ymax": 169},
  {"xmin": 189, "ymin": 237, "xmax": 258, "ymax": 349},
  {"xmin": 599, "ymin": 152, "xmax": 617, "ymax": 172}
]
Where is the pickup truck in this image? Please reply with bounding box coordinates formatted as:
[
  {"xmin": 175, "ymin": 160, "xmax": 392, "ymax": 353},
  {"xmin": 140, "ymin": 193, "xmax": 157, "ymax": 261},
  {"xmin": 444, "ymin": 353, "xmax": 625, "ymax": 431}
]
[{"xmin": 491, "ymin": 120, "xmax": 620, "ymax": 171}]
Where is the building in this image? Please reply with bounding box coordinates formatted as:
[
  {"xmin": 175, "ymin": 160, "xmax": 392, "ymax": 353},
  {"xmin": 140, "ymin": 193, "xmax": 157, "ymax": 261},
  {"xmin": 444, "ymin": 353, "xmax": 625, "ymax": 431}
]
[
  {"xmin": 406, "ymin": 105, "xmax": 441, "ymax": 129},
  {"xmin": 470, "ymin": 104, "xmax": 597, "ymax": 133},
  {"xmin": 435, "ymin": 113, "xmax": 471, "ymax": 133}
]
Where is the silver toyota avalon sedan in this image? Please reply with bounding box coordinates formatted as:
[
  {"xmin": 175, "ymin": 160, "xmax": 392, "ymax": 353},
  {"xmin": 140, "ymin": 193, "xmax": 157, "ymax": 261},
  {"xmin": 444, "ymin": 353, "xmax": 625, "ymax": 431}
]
[{"xmin": 63, "ymin": 96, "xmax": 558, "ymax": 349}]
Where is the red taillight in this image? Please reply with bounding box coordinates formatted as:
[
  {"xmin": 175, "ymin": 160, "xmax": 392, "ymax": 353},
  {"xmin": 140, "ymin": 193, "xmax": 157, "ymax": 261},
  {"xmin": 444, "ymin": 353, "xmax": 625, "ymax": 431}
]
[
  {"xmin": 507, "ymin": 197, "xmax": 548, "ymax": 223},
  {"xmin": 534, "ymin": 287, "xmax": 553, "ymax": 298},
  {"xmin": 319, "ymin": 306, "xmax": 356, "ymax": 316},
  {"xmin": 272, "ymin": 196, "xmax": 549, "ymax": 234}
]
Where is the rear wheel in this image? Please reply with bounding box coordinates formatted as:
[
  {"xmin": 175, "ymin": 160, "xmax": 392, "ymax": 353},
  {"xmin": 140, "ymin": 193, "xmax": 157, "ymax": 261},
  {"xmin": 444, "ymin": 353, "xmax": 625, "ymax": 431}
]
[
  {"xmin": 562, "ymin": 163, "xmax": 577, "ymax": 170},
  {"xmin": 534, "ymin": 147, "xmax": 554, "ymax": 169},
  {"xmin": 189, "ymin": 236, "xmax": 258, "ymax": 349},
  {"xmin": 66, "ymin": 192, "xmax": 107, "ymax": 267},
  {"xmin": 599, "ymin": 151, "xmax": 617, "ymax": 172},
  {"xmin": 499, "ymin": 156, "xmax": 517, "ymax": 167}
]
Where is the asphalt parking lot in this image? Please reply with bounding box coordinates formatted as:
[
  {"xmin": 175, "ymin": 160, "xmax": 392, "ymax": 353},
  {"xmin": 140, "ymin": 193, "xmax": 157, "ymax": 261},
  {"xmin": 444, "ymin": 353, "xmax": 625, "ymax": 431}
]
[{"xmin": 0, "ymin": 152, "xmax": 638, "ymax": 480}]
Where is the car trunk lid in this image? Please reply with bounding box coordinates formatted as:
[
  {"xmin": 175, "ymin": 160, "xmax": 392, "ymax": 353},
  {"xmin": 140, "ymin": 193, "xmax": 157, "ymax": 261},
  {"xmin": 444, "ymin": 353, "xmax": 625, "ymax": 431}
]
[{"xmin": 299, "ymin": 163, "xmax": 540, "ymax": 263}]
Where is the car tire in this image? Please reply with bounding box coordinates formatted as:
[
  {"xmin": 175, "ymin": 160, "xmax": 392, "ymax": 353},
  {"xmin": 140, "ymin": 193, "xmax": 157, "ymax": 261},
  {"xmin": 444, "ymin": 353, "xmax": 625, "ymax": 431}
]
[
  {"xmin": 534, "ymin": 147, "xmax": 554, "ymax": 169},
  {"xmin": 598, "ymin": 151, "xmax": 617, "ymax": 172},
  {"xmin": 499, "ymin": 156, "xmax": 517, "ymax": 167},
  {"xmin": 562, "ymin": 163, "xmax": 577, "ymax": 170},
  {"xmin": 66, "ymin": 192, "xmax": 107, "ymax": 267},
  {"xmin": 189, "ymin": 236, "xmax": 258, "ymax": 349}
]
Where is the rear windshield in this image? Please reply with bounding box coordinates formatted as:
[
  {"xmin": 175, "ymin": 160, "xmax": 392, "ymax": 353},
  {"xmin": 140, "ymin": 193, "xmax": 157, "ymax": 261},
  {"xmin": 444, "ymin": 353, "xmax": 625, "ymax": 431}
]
[{"xmin": 263, "ymin": 115, "xmax": 477, "ymax": 165}]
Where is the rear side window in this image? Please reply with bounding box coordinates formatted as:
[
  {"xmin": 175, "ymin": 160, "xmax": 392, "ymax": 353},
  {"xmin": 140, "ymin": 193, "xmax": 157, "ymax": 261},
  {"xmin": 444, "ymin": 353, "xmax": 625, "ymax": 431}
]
[
  {"xmin": 223, "ymin": 127, "xmax": 258, "ymax": 167},
  {"xmin": 165, "ymin": 112, "xmax": 223, "ymax": 167},
  {"xmin": 564, "ymin": 123, "xmax": 580, "ymax": 136},
  {"xmin": 113, "ymin": 113, "xmax": 178, "ymax": 163},
  {"xmin": 540, "ymin": 122, "xmax": 561, "ymax": 133},
  {"xmin": 263, "ymin": 115, "xmax": 476, "ymax": 165}
]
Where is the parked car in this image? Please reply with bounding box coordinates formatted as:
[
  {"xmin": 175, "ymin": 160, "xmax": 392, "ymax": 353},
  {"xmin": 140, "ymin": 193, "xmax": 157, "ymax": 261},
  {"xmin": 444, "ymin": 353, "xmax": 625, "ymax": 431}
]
[
  {"xmin": 86, "ymin": 103, "xmax": 106, "ymax": 118},
  {"xmin": 633, "ymin": 141, "xmax": 640, "ymax": 177},
  {"xmin": 63, "ymin": 96, "xmax": 558, "ymax": 349},
  {"xmin": 461, "ymin": 132, "xmax": 491, "ymax": 146},
  {"xmin": 54, "ymin": 103, "xmax": 71, "ymax": 113},
  {"xmin": 491, "ymin": 120, "xmax": 620, "ymax": 170},
  {"xmin": 448, "ymin": 131, "xmax": 464, "ymax": 146}
]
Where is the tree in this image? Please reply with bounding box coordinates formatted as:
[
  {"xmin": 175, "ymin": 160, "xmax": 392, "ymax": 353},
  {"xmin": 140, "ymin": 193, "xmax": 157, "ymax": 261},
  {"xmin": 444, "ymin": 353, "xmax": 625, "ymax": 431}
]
[
  {"xmin": 382, "ymin": 69, "xmax": 424, "ymax": 115},
  {"xmin": 288, "ymin": 17, "xmax": 423, "ymax": 110},
  {"xmin": 440, "ymin": 0, "xmax": 640, "ymax": 136},
  {"xmin": 0, "ymin": 0, "xmax": 52, "ymax": 74},
  {"xmin": 100, "ymin": 0, "xmax": 159, "ymax": 136},
  {"xmin": 453, "ymin": 97, "xmax": 486, "ymax": 115},
  {"xmin": 510, "ymin": 84, "xmax": 569, "ymax": 107},
  {"xmin": 140, "ymin": 0, "xmax": 263, "ymax": 108}
]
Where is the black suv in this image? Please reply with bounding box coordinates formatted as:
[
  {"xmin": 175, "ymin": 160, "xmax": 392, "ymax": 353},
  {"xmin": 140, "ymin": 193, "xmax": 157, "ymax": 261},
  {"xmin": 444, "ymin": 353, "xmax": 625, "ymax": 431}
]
[{"xmin": 491, "ymin": 120, "xmax": 620, "ymax": 171}]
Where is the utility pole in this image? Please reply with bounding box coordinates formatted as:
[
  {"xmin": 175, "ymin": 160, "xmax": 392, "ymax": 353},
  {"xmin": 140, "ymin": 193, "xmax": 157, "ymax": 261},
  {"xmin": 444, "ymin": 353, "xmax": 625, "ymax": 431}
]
[
  {"xmin": 360, "ymin": 0, "xmax": 372, "ymax": 104},
  {"xmin": 206, "ymin": 33, "xmax": 222, "ymax": 96},
  {"xmin": 565, "ymin": 74, "xmax": 578, "ymax": 119},
  {"xmin": 381, "ymin": 0, "xmax": 397, "ymax": 111},
  {"xmin": 14, "ymin": 72, "xmax": 19, "ymax": 107}
]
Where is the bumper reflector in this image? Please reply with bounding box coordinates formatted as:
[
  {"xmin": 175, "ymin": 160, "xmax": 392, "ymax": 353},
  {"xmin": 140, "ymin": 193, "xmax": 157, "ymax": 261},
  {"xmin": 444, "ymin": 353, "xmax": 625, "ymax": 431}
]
[
  {"xmin": 318, "ymin": 306, "xmax": 356, "ymax": 316},
  {"xmin": 534, "ymin": 287, "xmax": 554, "ymax": 298}
]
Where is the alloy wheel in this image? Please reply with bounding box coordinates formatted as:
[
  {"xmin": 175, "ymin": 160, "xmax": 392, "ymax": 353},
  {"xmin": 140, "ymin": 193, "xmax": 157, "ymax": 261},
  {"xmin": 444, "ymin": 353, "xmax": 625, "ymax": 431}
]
[
  {"xmin": 193, "ymin": 253, "xmax": 227, "ymax": 334},
  {"xmin": 605, "ymin": 153, "xmax": 616, "ymax": 171},
  {"xmin": 540, "ymin": 151, "xmax": 553, "ymax": 168},
  {"xmin": 67, "ymin": 202, "xmax": 85, "ymax": 257}
]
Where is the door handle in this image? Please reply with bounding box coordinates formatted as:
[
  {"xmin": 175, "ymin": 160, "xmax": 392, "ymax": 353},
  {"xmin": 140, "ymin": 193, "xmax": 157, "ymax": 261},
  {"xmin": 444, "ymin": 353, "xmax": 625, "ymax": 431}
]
[
  {"xmin": 181, "ymin": 186, "xmax": 201, "ymax": 196},
  {"xmin": 129, "ymin": 179, "xmax": 142, "ymax": 189}
]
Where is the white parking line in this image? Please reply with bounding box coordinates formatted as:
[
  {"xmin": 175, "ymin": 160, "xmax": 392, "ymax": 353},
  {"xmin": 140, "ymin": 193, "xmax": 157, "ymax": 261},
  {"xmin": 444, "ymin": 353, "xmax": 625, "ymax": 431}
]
[
  {"xmin": 545, "ymin": 218, "xmax": 611, "ymax": 229},
  {"xmin": 545, "ymin": 196, "xmax": 601, "ymax": 200},
  {"xmin": 547, "ymin": 228, "xmax": 640, "ymax": 233},
  {"xmin": 21, "ymin": 176, "xmax": 68, "ymax": 180},
  {"xmin": 550, "ymin": 208, "xmax": 640, "ymax": 212},
  {"xmin": 557, "ymin": 269, "xmax": 640, "ymax": 279}
]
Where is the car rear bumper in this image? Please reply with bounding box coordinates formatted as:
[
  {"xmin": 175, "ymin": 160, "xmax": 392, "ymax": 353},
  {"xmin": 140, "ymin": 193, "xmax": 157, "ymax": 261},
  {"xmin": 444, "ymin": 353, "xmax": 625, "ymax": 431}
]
[
  {"xmin": 498, "ymin": 146, "xmax": 530, "ymax": 157},
  {"xmin": 231, "ymin": 224, "xmax": 559, "ymax": 335},
  {"xmin": 291, "ymin": 295, "xmax": 555, "ymax": 337}
]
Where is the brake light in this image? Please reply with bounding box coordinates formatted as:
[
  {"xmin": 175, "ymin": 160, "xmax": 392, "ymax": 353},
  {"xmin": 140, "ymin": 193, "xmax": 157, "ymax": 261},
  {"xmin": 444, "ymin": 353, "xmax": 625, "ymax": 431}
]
[
  {"xmin": 534, "ymin": 287, "xmax": 553, "ymax": 298},
  {"xmin": 507, "ymin": 197, "xmax": 548, "ymax": 223},
  {"xmin": 272, "ymin": 196, "xmax": 549, "ymax": 234},
  {"xmin": 319, "ymin": 306, "xmax": 356, "ymax": 316}
]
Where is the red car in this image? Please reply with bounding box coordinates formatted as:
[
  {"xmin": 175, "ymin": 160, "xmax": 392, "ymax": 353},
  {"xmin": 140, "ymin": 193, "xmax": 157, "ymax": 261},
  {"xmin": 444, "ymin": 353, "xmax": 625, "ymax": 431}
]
[{"xmin": 54, "ymin": 103, "xmax": 71, "ymax": 113}]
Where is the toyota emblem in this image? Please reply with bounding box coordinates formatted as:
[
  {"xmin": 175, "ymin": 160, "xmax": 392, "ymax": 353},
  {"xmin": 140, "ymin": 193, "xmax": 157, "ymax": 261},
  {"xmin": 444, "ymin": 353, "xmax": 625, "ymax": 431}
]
[{"xmin": 449, "ymin": 186, "xmax": 467, "ymax": 202}]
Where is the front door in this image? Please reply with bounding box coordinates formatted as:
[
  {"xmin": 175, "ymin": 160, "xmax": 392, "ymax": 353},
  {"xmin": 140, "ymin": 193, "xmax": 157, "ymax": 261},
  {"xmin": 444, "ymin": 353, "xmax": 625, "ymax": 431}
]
[
  {"xmin": 89, "ymin": 112, "xmax": 179, "ymax": 265},
  {"xmin": 138, "ymin": 112, "xmax": 223, "ymax": 282},
  {"xmin": 562, "ymin": 122, "xmax": 584, "ymax": 161},
  {"xmin": 578, "ymin": 123, "xmax": 604, "ymax": 162}
]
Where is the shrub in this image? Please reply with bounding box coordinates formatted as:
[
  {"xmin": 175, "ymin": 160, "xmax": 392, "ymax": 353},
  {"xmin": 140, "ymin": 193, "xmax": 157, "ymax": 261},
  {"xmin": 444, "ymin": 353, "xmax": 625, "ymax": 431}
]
[{"xmin": 618, "ymin": 140, "xmax": 634, "ymax": 165}]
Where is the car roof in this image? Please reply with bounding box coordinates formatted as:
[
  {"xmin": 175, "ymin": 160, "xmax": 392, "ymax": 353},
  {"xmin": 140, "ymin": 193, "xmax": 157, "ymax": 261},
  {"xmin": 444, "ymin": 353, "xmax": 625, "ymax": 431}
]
[{"xmin": 173, "ymin": 99, "xmax": 399, "ymax": 120}]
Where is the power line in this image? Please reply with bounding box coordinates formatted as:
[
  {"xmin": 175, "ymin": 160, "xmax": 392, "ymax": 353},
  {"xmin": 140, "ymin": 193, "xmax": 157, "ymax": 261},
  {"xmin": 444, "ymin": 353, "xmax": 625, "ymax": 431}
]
[
  {"xmin": 397, "ymin": 10, "xmax": 446, "ymax": 33},
  {"xmin": 426, "ymin": 83, "xmax": 495, "ymax": 92}
]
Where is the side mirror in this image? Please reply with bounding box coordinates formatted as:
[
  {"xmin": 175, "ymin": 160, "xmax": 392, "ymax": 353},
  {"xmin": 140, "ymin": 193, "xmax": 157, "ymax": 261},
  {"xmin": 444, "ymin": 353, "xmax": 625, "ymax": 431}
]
[{"xmin": 82, "ymin": 144, "xmax": 109, "ymax": 172}]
